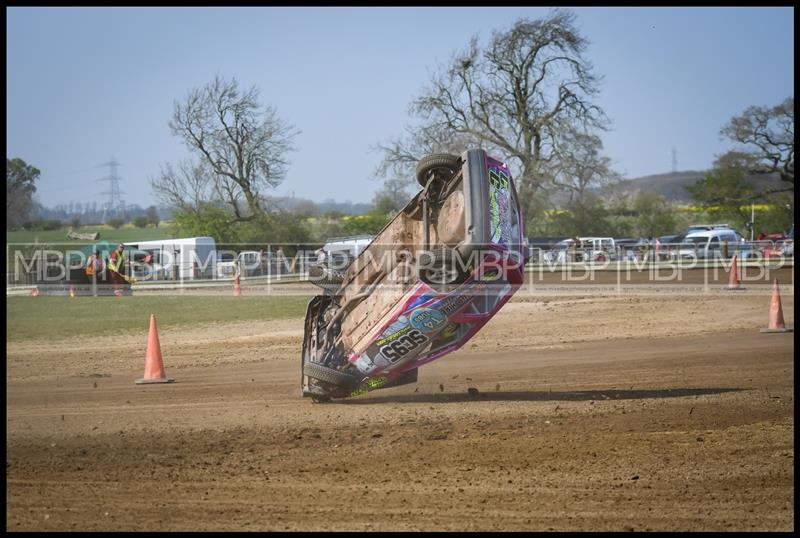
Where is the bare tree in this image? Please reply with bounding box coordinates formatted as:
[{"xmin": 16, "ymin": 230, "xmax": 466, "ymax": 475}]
[
  {"xmin": 168, "ymin": 75, "xmax": 299, "ymax": 220},
  {"xmin": 549, "ymin": 130, "xmax": 621, "ymax": 205},
  {"xmin": 150, "ymin": 159, "xmax": 216, "ymax": 212},
  {"xmin": 718, "ymin": 96, "xmax": 794, "ymax": 189},
  {"xmin": 374, "ymin": 122, "xmax": 475, "ymax": 189},
  {"xmin": 370, "ymin": 177, "xmax": 417, "ymax": 213},
  {"xmin": 375, "ymin": 9, "xmax": 608, "ymax": 221}
]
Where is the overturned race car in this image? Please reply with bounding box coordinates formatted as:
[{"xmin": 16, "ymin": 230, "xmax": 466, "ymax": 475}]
[{"xmin": 302, "ymin": 149, "xmax": 527, "ymax": 402}]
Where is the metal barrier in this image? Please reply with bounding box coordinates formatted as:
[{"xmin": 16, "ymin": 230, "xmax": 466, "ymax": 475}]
[{"xmin": 535, "ymin": 239, "xmax": 794, "ymax": 267}]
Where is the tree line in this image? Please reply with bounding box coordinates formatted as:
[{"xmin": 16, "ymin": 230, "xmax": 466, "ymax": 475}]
[{"xmin": 7, "ymin": 9, "xmax": 794, "ymax": 241}]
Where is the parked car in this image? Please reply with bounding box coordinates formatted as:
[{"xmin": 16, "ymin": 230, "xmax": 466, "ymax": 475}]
[
  {"xmin": 772, "ymin": 223, "xmax": 794, "ymax": 258},
  {"xmin": 301, "ymin": 149, "xmax": 527, "ymax": 402},
  {"xmin": 615, "ymin": 238, "xmax": 641, "ymax": 261},
  {"xmin": 578, "ymin": 237, "xmax": 617, "ymax": 262},
  {"xmin": 525, "ymin": 237, "xmax": 569, "ymax": 263},
  {"xmin": 543, "ymin": 237, "xmax": 616, "ymax": 263},
  {"xmin": 674, "ymin": 229, "xmax": 753, "ymax": 260},
  {"xmin": 216, "ymin": 250, "xmax": 271, "ymax": 278},
  {"xmin": 543, "ymin": 238, "xmax": 574, "ymax": 263},
  {"xmin": 685, "ymin": 223, "xmax": 733, "ymax": 234}
]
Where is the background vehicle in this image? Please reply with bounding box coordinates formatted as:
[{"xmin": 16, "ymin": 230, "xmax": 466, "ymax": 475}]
[
  {"xmin": 686, "ymin": 223, "xmax": 733, "ymax": 234},
  {"xmin": 543, "ymin": 237, "xmax": 616, "ymax": 263},
  {"xmin": 543, "ymin": 238, "xmax": 574, "ymax": 263},
  {"xmin": 216, "ymin": 250, "xmax": 271, "ymax": 279},
  {"xmin": 126, "ymin": 237, "xmax": 217, "ymax": 280},
  {"xmin": 674, "ymin": 229, "xmax": 752, "ymax": 260},
  {"xmin": 301, "ymin": 149, "xmax": 526, "ymax": 401},
  {"xmin": 768, "ymin": 223, "xmax": 794, "ymax": 258},
  {"xmin": 321, "ymin": 235, "xmax": 374, "ymax": 269},
  {"xmin": 578, "ymin": 237, "xmax": 617, "ymax": 262}
]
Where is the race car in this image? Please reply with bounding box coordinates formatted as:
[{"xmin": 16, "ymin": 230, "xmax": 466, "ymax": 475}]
[{"xmin": 301, "ymin": 149, "xmax": 527, "ymax": 401}]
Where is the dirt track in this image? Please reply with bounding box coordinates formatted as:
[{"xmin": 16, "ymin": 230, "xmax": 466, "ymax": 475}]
[{"xmin": 6, "ymin": 285, "xmax": 794, "ymax": 531}]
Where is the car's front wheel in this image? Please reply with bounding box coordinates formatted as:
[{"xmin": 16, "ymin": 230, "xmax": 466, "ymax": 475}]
[{"xmin": 415, "ymin": 153, "xmax": 461, "ymax": 187}]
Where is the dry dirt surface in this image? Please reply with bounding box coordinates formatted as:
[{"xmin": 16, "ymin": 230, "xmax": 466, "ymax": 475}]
[{"xmin": 6, "ymin": 282, "xmax": 794, "ymax": 531}]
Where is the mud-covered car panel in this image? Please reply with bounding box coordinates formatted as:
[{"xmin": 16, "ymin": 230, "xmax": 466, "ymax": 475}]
[{"xmin": 301, "ymin": 149, "xmax": 525, "ymax": 401}]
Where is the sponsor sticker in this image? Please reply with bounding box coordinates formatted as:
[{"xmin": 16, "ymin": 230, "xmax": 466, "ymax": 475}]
[
  {"xmin": 488, "ymin": 165, "xmax": 512, "ymax": 245},
  {"xmin": 409, "ymin": 307, "xmax": 447, "ymax": 333}
]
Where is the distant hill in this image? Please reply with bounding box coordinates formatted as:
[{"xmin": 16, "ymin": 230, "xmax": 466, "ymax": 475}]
[
  {"xmin": 603, "ymin": 170, "xmax": 785, "ymax": 203},
  {"xmin": 615, "ymin": 170, "xmax": 707, "ymax": 202}
]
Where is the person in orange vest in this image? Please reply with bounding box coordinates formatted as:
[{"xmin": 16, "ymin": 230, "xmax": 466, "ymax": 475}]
[
  {"xmin": 108, "ymin": 243, "xmax": 128, "ymax": 294},
  {"xmin": 85, "ymin": 249, "xmax": 105, "ymax": 277}
]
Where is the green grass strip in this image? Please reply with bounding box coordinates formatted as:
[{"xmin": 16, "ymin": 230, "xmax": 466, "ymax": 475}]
[{"xmin": 6, "ymin": 294, "xmax": 312, "ymax": 342}]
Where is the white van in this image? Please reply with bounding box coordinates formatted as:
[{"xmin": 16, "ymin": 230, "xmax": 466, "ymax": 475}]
[
  {"xmin": 322, "ymin": 235, "xmax": 374, "ymax": 269},
  {"xmin": 675, "ymin": 229, "xmax": 750, "ymax": 260},
  {"xmin": 126, "ymin": 236, "xmax": 217, "ymax": 280}
]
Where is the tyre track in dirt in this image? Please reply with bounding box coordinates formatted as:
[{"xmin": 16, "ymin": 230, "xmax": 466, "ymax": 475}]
[{"xmin": 6, "ymin": 290, "xmax": 794, "ymax": 531}]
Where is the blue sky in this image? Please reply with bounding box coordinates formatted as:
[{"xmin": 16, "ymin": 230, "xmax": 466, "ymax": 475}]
[{"xmin": 6, "ymin": 7, "xmax": 794, "ymax": 209}]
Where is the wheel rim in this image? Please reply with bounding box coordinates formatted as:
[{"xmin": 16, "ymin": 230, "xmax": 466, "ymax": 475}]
[{"xmin": 426, "ymin": 263, "xmax": 459, "ymax": 284}]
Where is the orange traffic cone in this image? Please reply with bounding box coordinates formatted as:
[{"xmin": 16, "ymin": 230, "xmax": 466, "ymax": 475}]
[
  {"xmin": 135, "ymin": 314, "xmax": 175, "ymax": 384},
  {"xmin": 760, "ymin": 279, "xmax": 793, "ymax": 333},
  {"xmin": 727, "ymin": 255, "xmax": 745, "ymax": 290},
  {"xmin": 233, "ymin": 274, "xmax": 241, "ymax": 297},
  {"xmin": 30, "ymin": 287, "xmax": 39, "ymax": 297}
]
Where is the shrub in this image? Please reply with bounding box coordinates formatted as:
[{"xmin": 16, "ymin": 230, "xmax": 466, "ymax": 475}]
[{"xmin": 42, "ymin": 219, "xmax": 63, "ymax": 231}]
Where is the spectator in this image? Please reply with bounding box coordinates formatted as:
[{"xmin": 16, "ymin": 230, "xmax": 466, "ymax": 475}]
[
  {"xmin": 85, "ymin": 249, "xmax": 105, "ymax": 277},
  {"xmin": 107, "ymin": 243, "xmax": 129, "ymax": 295}
]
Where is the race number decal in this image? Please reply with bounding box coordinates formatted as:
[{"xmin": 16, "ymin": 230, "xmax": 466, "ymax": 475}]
[{"xmin": 379, "ymin": 329, "xmax": 428, "ymax": 363}]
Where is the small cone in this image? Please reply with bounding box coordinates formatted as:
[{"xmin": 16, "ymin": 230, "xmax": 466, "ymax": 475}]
[
  {"xmin": 233, "ymin": 274, "xmax": 241, "ymax": 297},
  {"xmin": 727, "ymin": 255, "xmax": 745, "ymax": 290},
  {"xmin": 69, "ymin": 285, "xmax": 75, "ymax": 298},
  {"xmin": 135, "ymin": 314, "xmax": 175, "ymax": 384},
  {"xmin": 30, "ymin": 287, "xmax": 39, "ymax": 297},
  {"xmin": 761, "ymin": 279, "xmax": 793, "ymax": 333}
]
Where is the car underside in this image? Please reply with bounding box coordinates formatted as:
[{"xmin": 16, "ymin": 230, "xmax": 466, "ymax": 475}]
[{"xmin": 301, "ymin": 149, "xmax": 527, "ymax": 401}]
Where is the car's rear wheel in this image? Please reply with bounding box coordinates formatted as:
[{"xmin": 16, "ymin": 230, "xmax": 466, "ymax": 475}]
[{"xmin": 415, "ymin": 153, "xmax": 461, "ymax": 187}]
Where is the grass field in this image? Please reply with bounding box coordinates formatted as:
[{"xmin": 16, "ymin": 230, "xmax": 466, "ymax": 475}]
[
  {"xmin": 6, "ymin": 295, "xmax": 312, "ymax": 342},
  {"xmin": 6, "ymin": 226, "xmax": 174, "ymax": 245}
]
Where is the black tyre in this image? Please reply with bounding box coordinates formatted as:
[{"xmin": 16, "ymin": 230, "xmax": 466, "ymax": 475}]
[
  {"xmin": 418, "ymin": 248, "xmax": 469, "ymax": 289},
  {"xmin": 415, "ymin": 153, "xmax": 461, "ymax": 187},
  {"xmin": 303, "ymin": 361, "xmax": 360, "ymax": 389}
]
